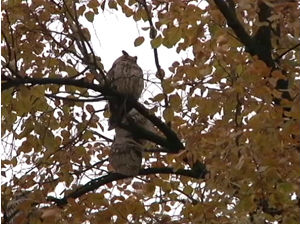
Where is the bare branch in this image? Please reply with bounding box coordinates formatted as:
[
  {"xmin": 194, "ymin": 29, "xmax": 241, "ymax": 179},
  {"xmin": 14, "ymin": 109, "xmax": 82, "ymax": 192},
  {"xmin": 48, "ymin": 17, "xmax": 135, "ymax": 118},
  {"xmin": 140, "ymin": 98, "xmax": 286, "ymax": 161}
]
[
  {"xmin": 138, "ymin": 0, "xmax": 169, "ymax": 108},
  {"xmin": 45, "ymin": 93, "xmax": 106, "ymax": 103}
]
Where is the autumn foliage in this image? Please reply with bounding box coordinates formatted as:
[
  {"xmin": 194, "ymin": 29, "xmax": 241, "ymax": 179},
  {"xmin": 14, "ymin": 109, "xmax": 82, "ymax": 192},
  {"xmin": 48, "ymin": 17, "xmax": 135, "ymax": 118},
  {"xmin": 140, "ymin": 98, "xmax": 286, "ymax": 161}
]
[{"xmin": 1, "ymin": 0, "xmax": 300, "ymax": 223}]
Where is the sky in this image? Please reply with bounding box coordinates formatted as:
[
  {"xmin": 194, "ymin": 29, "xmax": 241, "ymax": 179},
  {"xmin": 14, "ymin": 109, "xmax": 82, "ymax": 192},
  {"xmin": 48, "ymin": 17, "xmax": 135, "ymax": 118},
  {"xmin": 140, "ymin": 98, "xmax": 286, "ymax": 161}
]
[{"xmin": 88, "ymin": 7, "xmax": 185, "ymax": 76}]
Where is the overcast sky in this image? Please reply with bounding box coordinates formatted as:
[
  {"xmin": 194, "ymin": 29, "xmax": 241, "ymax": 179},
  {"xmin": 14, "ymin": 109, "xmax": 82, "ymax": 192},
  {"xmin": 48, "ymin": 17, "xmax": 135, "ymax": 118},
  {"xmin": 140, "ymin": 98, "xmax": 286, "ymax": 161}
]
[{"xmin": 86, "ymin": 7, "xmax": 189, "ymax": 77}]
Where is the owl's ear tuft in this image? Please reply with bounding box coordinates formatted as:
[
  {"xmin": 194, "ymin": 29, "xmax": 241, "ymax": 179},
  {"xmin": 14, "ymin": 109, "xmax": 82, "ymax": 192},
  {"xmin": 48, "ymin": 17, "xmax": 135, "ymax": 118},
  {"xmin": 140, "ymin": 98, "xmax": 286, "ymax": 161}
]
[
  {"xmin": 133, "ymin": 56, "xmax": 137, "ymax": 62},
  {"xmin": 122, "ymin": 50, "xmax": 129, "ymax": 56}
]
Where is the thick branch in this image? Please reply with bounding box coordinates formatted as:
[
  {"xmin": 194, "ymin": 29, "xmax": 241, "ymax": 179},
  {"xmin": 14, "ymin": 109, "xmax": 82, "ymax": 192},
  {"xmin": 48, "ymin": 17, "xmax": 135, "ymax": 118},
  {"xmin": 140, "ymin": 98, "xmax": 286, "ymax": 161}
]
[
  {"xmin": 213, "ymin": 0, "xmax": 274, "ymax": 67},
  {"xmin": 48, "ymin": 164, "xmax": 207, "ymax": 206},
  {"xmin": 253, "ymin": 1, "xmax": 273, "ymax": 67},
  {"xmin": 127, "ymin": 99, "xmax": 184, "ymax": 151},
  {"xmin": 120, "ymin": 112, "xmax": 184, "ymax": 152},
  {"xmin": 213, "ymin": 0, "xmax": 254, "ymax": 52}
]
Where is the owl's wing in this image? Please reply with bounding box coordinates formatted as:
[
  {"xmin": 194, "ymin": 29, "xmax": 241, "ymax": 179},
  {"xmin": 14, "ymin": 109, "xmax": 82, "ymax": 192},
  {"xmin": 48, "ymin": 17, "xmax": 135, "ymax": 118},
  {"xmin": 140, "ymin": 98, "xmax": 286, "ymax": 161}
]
[
  {"xmin": 106, "ymin": 65, "xmax": 116, "ymax": 85},
  {"xmin": 106, "ymin": 63, "xmax": 125, "ymax": 130}
]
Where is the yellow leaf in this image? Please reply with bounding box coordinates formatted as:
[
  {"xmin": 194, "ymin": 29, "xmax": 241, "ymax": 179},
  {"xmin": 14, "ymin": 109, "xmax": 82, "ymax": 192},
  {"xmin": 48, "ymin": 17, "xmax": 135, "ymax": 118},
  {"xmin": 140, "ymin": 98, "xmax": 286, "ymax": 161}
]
[
  {"xmin": 152, "ymin": 93, "xmax": 165, "ymax": 102},
  {"xmin": 151, "ymin": 35, "xmax": 162, "ymax": 48},
  {"xmin": 134, "ymin": 36, "xmax": 144, "ymax": 47},
  {"xmin": 88, "ymin": 0, "xmax": 100, "ymax": 8},
  {"xmin": 162, "ymin": 78, "xmax": 175, "ymax": 93},
  {"xmin": 169, "ymin": 93, "xmax": 182, "ymax": 111},
  {"xmin": 217, "ymin": 34, "xmax": 228, "ymax": 45},
  {"xmin": 122, "ymin": 5, "xmax": 133, "ymax": 17},
  {"xmin": 290, "ymin": 96, "xmax": 300, "ymax": 119},
  {"xmin": 85, "ymin": 11, "xmax": 94, "ymax": 22},
  {"xmin": 163, "ymin": 107, "xmax": 174, "ymax": 123},
  {"xmin": 108, "ymin": 0, "xmax": 117, "ymax": 9},
  {"xmin": 12, "ymin": 157, "xmax": 18, "ymax": 167},
  {"xmin": 183, "ymin": 186, "xmax": 193, "ymax": 195},
  {"xmin": 145, "ymin": 183, "xmax": 155, "ymax": 195},
  {"xmin": 185, "ymin": 66, "xmax": 199, "ymax": 79},
  {"xmin": 271, "ymin": 70, "xmax": 286, "ymax": 79},
  {"xmin": 163, "ymin": 26, "xmax": 182, "ymax": 48},
  {"xmin": 150, "ymin": 203, "xmax": 159, "ymax": 211}
]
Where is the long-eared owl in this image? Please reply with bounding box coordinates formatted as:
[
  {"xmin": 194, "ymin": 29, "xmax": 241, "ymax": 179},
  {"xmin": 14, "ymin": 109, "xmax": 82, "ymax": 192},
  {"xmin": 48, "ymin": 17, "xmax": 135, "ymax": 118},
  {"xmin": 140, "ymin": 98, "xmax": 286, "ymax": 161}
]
[{"xmin": 106, "ymin": 51, "xmax": 144, "ymax": 129}]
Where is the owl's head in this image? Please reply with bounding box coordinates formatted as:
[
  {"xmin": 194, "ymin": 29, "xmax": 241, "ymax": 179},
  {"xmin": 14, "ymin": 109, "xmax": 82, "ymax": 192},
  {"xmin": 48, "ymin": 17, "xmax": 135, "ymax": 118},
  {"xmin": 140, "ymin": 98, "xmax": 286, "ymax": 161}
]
[{"xmin": 113, "ymin": 50, "xmax": 138, "ymax": 65}]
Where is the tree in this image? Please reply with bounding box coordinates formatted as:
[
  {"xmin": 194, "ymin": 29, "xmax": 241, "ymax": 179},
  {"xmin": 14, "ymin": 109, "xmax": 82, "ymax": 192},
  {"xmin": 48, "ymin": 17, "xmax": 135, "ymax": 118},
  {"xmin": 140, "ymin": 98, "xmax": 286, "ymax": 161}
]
[{"xmin": 1, "ymin": 0, "xmax": 299, "ymax": 223}]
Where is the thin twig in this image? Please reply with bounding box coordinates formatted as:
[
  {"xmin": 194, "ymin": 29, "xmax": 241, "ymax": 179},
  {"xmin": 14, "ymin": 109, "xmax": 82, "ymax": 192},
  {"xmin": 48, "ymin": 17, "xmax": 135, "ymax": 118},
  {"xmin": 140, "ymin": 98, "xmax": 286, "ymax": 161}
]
[
  {"xmin": 275, "ymin": 43, "xmax": 300, "ymax": 61},
  {"xmin": 45, "ymin": 93, "xmax": 107, "ymax": 102},
  {"xmin": 138, "ymin": 0, "xmax": 169, "ymax": 108}
]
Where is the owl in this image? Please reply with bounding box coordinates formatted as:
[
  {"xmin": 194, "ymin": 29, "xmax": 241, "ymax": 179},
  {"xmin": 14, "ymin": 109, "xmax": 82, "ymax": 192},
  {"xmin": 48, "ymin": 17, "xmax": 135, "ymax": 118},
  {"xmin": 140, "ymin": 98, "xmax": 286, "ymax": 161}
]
[
  {"xmin": 109, "ymin": 136, "xmax": 143, "ymax": 176},
  {"xmin": 4, "ymin": 192, "xmax": 34, "ymax": 224},
  {"xmin": 107, "ymin": 50, "xmax": 144, "ymax": 129},
  {"xmin": 115, "ymin": 108, "xmax": 155, "ymax": 145}
]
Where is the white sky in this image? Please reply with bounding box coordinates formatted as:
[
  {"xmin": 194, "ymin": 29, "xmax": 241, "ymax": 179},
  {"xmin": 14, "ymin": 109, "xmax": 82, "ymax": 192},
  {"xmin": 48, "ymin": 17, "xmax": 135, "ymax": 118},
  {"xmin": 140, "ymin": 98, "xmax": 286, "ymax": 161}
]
[{"xmin": 87, "ymin": 7, "xmax": 190, "ymax": 79}]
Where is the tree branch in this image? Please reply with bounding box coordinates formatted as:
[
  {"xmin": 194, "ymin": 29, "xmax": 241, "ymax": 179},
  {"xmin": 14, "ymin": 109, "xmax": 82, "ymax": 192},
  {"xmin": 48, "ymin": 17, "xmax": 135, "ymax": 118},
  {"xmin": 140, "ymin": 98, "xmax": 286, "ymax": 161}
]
[
  {"xmin": 275, "ymin": 42, "xmax": 300, "ymax": 61},
  {"xmin": 213, "ymin": 0, "xmax": 295, "ymax": 116},
  {"xmin": 48, "ymin": 164, "xmax": 207, "ymax": 206},
  {"xmin": 253, "ymin": 1, "xmax": 273, "ymax": 67},
  {"xmin": 213, "ymin": 0, "xmax": 254, "ymax": 53},
  {"xmin": 138, "ymin": 0, "xmax": 169, "ymax": 108},
  {"xmin": 45, "ymin": 93, "xmax": 106, "ymax": 103},
  {"xmin": 213, "ymin": 0, "xmax": 274, "ymax": 67},
  {"xmin": 1, "ymin": 76, "xmax": 184, "ymax": 152}
]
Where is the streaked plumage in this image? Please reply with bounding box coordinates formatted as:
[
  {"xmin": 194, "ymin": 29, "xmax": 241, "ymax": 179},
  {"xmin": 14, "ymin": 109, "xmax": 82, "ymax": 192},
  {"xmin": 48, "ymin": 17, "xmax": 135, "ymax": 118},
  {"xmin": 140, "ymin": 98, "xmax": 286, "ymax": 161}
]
[
  {"xmin": 4, "ymin": 192, "xmax": 32, "ymax": 224},
  {"xmin": 109, "ymin": 136, "xmax": 143, "ymax": 176},
  {"xmin": 107, "ymin": 50, "xmax": 144, "ymax": 129}
]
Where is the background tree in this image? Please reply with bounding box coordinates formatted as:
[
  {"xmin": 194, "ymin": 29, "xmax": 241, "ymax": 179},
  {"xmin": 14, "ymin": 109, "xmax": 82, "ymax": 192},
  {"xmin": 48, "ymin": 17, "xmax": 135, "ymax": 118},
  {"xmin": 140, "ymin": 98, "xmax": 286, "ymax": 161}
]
[{"xmin": 1, "ymin": 0, "xmax": 299, "ymax": 223}]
